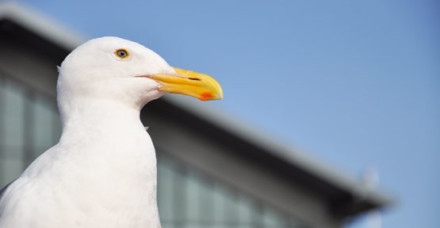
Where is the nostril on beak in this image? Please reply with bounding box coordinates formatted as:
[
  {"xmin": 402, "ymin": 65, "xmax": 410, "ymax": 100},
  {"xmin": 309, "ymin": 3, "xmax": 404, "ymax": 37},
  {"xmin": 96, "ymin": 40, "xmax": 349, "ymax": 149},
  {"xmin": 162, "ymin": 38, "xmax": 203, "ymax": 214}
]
[{"xmin": 189, "ymin": 78, "xmax": 201, "ymax": 81}]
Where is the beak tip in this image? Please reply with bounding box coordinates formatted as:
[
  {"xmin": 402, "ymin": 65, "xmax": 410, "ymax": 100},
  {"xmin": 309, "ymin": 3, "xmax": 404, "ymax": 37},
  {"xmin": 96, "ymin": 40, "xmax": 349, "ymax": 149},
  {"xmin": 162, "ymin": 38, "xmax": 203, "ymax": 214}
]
[{"xmin": 197, "ymin": 91, "xmax": 224, "ymax": 101}]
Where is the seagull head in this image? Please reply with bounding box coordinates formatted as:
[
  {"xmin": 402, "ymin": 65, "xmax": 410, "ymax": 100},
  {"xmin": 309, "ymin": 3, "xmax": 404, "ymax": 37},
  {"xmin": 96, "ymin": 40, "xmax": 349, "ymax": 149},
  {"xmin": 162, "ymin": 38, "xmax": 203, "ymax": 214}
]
[{"xmin": 57, "ymin": 37, "xmax": 223, "ymax": 109}]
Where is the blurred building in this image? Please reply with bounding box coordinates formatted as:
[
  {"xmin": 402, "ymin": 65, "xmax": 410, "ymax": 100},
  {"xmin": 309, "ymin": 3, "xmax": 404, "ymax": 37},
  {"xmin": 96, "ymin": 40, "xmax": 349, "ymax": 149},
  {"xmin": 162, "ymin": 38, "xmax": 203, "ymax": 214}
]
[{"xmin": 0, "ymin": 3, "xmax": 391, "ymax": 228}]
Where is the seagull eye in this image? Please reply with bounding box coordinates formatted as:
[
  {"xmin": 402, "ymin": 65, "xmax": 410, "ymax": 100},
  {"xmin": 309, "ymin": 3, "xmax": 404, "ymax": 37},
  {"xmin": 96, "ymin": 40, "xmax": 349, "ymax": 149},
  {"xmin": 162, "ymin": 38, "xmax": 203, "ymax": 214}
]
[{"xmin": 115, "ymin": 49, "xmax": 130, "ymax": 59}]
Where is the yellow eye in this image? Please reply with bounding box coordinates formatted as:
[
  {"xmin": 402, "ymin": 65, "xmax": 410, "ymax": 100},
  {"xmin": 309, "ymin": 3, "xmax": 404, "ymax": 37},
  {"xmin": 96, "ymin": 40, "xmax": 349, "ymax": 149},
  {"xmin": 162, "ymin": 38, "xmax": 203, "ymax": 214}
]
[{"xmin": 115, "ymin": 49, "xmax": 130, "ymax": 59}]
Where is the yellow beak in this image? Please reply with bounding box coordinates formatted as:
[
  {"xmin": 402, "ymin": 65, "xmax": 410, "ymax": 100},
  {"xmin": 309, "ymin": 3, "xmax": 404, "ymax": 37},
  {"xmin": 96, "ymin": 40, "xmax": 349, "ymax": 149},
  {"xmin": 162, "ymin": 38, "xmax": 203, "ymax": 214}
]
[{"xmin": 146, "ymin": 67, "xmax": 223, "ymax": 101}]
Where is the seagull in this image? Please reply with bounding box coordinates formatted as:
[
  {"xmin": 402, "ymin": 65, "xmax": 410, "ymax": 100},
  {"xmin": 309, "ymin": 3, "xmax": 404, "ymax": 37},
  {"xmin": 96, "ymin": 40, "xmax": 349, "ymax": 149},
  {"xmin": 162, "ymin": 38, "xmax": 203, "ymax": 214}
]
[{"xmin": 0, "ymin": 37, "xmax": 223, "ymax": 228}]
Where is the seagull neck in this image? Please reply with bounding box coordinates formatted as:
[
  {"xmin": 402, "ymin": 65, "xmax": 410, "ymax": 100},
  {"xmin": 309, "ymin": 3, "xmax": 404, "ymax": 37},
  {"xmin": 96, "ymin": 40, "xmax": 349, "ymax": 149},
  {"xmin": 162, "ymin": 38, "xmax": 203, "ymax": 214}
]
[{"xmin": 59, "ymin": 97, "xmax": 142, "ymax": 135}]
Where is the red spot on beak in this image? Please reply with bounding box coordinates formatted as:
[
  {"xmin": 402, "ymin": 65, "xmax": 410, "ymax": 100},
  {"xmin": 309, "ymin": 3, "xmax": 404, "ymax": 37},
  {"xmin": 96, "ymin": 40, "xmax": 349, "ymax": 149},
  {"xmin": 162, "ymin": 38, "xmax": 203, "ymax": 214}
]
[{"xmin": 200, "ymin": 92, "xmax": 213, "ymax": 101}]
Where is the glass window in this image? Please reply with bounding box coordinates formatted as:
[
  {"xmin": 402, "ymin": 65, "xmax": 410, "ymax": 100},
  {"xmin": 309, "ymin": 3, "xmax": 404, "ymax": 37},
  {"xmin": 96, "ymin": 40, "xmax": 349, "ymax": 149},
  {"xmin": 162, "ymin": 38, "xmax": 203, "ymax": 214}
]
[
  {"xmin": 0, "ymin": 74, "xmax": 60, "ymax": 185},
  {"xmin": 157, "ymin": 154, "xmax": 307, "ymax": 228},
  {"xmin": 1, "ymin": 78, "xmax": 26, "ymax": 159},
  {"xmin": 1, "ymin": 158, "xmax": 24, "ymax": 183},
  {"xmin": 31, "ymin": 96, "xmax": 60, "ymax": 157}
]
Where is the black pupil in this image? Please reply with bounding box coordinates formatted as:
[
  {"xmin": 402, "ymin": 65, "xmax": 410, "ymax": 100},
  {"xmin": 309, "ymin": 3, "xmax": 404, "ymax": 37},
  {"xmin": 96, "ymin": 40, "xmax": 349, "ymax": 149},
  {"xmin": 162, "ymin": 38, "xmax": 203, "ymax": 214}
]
[{"xmin": 118, "ymin": 50, "xmax": 127, "ymax": 58}]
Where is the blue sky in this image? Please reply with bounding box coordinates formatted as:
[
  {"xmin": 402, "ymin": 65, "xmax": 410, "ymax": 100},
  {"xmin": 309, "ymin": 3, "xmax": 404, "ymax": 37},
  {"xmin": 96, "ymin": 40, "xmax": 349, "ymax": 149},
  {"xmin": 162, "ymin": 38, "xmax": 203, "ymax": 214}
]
[{"xmin": 18, "ymin": 0, "xmax": 439, "ymax": 227}]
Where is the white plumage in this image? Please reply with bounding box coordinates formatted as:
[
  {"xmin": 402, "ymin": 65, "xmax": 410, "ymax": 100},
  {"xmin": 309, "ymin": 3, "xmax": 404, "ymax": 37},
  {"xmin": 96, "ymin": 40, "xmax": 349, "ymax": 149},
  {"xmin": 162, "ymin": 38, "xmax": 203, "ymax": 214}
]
[{"xmin": 0, "ymin": 37, "xmax": 222, "ymax": 228}]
